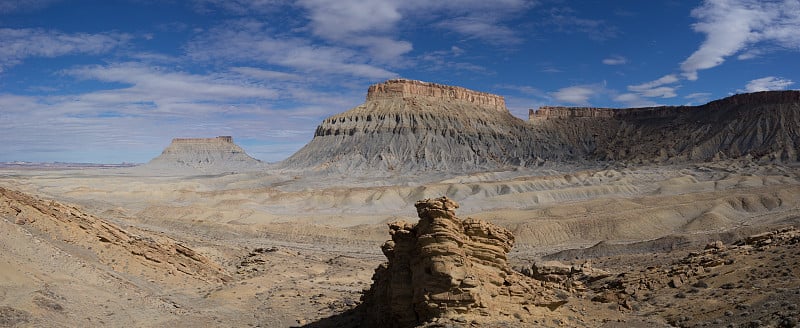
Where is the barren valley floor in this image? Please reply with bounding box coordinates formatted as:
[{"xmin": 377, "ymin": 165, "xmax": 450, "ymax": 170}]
[{"xmin": 1, "ymin": 161, "xmax": 799, "ymax": 327}]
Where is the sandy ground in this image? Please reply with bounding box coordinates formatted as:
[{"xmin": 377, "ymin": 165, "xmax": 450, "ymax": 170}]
[{"xmin": 1, "ymin": 160, "xmax": 799, "ymax": 327}]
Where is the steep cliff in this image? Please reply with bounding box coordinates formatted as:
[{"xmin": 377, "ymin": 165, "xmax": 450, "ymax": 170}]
[
  {"xmin": 282, "ymin": 79, "xmax": 544, "ymax": 172},
  {"xmin": 144, "ymin": 136, "xmax": 262, "ymax": 172},
  {"xmin": 282, "ymin": 78, "xmax": 800, "ymax": 173},
  {"xmin": 530, "ymin": 91, "xmax": 800, "ymax": 163}
]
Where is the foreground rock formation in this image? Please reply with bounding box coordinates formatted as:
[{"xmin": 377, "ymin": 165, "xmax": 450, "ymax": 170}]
[
  {"xmin": 281, "ymin": 79, "xmax": 800, "ymax": 172},
  {"xmin": 360, "ymin": 197, "xmax": 566, "ymax": 327},
  {"xmin": 145, "ymin": 136, "xmax": 261, "ymax": 172}
]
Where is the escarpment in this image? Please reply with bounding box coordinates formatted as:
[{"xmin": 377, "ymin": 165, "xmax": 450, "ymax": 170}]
[
  {"xmin": 281, "ymin": 78, "xmax": 800, "ymax": 173},
  {"xmin": 144, "ymin": 136, "xmax": 262, "ymax": 172},
  {"xmin": 530, "ymin": 91, "xmax": 800, "ymax": 163},
  {"xmin": 360, "ymin": 197, "xmax": 566, "ymax": 327}
]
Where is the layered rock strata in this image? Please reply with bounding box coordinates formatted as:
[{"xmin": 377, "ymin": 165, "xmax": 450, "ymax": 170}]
[
  {"xmin": 528, "ymin": 91, "xmax": 800, "ymax": 163},
  {"xmin": 145, "ymin": 136, "xmax": 261, "ymax": 171},
  {"xmin": 0, "ymin": 187, "xmax": 230, "ymax": 283},
  {"xmin": 361, "ymin": 197, "xmax": 565, "ymax": 327},
  {"xmin": 282, "ymin": 79, "xmax": 543, "ymax": 172},
  {"xmin": 283, "ymin": 78, "xmax": 800, "ymax": 172}
]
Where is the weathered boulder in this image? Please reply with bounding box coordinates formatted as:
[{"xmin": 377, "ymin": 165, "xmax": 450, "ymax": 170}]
[{"xmin": 362, "ymin": 196, "xmax": 565, "ymax": 327}]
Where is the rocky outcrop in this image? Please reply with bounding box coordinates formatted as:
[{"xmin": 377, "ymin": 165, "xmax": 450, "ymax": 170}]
[
  {"xmin": 144, "ymin": 136, "xmax": 262, "ymax": 172},
  {"xmin": 367, "ymin": 79, "xmax": 507, "ymax": 112},
  {"xmin": 360, "ymin": 197, "xmax": 565, "ymax": 327},
  {"xmin": 0, "ymin": 186, "xmax": 230, "ymax": 283}
]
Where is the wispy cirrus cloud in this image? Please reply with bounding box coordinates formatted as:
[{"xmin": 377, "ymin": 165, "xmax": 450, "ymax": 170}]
[
  {"xmin": 542, "ymin": 7, "xmax": 618, "ymax": 41},
  {"xmin": 740, "ymin": 76, "xmax": 794, "ymax": 92},
  {"xmin": 602, "ymin": 55, "xmax": 627, "ymax": 65},
  {"xmin": 0, "ymin": 0, "xmax": 60, "ymax": 13},
  {"xmin": 627, "ymin": 74, "xmax": 679, "ymax": 98},
  {"xmin": 0, "ymin": 61, "xmax": 352, "ymax": 162},
  {"xmin": 681, "ymin": 0, "xmax": 800, "ymax": 81},
  {"xmin": 186, "ymin": 20, "xmax": 397, "ymax": 80},
  {"xmin": 191, "ymin": 0, "xmax": 288, "ymax": 14},
  {"xmin": 64, "ymin": 62, "xmax": 279, "ymax": 107},
  {"xmin": 0, "ymin": 28, "xmax": 130, "ymax": 73},
  {"xmin": 552, "ymin": 84, "xmax": 605, "ymax": 105}
]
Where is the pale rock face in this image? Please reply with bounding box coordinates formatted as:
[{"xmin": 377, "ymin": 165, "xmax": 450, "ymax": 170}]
[
  {"xmin": 282, "ymin": 80, "xmax": 543, "ymax": 172},
  {"xmin": 144, "ymin": 136, "xmax": 261, "ymax": 172},
  {"xmin": 366, "ymin": 79, "xmax": 507, "ymax": 113},
  {"xmin": 361, "ymin": 197, "xmax": 565, "ymax": 327},
  {"xmin": 0, "ymin": 187, "xmax": 230, "ymax": 283}
]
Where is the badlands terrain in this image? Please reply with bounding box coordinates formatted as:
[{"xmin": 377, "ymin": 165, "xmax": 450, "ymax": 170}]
[{"xmin": 2, "ymin": 80, "xmax": 800, "ymax": 327}]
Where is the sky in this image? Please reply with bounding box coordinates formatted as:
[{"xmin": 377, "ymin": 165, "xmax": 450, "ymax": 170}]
[{"xmin": 0, "ymin": 0, "xmax": 798, "ymax": 163}]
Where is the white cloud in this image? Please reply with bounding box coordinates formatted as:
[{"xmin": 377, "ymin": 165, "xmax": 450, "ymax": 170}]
[
  {"xmin": 186, "ymin": 21, "xmax": 397, "ymax": 79},
  {"xmin": 230, "ymin": 67, "xmax": 303, "ymax": 81},
  {"xmin": 681, "ymin": 0, "xmax": 800, "ymax": 81},
  {"xmin": 627, "ymin": 74, "xmax": 679, "ymax": 98},
  {"xmin": 741, "ymin": 76, "xmax": 794, "ymax": 92},
  {"xmin": 436, "ymin": 16, "xmax": 521, "ymax": 44},
  {"xmin": 602, "ymin": 55, "xmax": 627, "ymax": 65},
  {"xmin": 543, "ymin": 7, "xmax": 618, "ymax": 41},
  {"xmin": 299, "ymin": 0, "xmax": 401, "ymax": 39},
  {"xmin": 0, "ymin": 61, "xmax": 362, "ymax": 162},
  {"xmin": 685, "ymin": 92, "xmax": 712, "ymax": 99},
  {"xmin": 629, "ymin": 74, "xmax": 679, "ymax": 91},
  {"xmin": 552, "ymin": 85, "xmax": 597, "ymax": 105},
  {"xmin": 64, "ymin": 62, "xmax": 278, "ymax": 105},
  {"xmin": 296, "ymin": 0, "xmax": 532, "ymax": 52},
  {"xmin": 614, "ymin": 93, "xmax": 658, "ymax": 107},
  {"xmin": 0, "ymin": 28, "xmax": 129, "ymax": 72},
  {"xmin": 191, "ymin": 0, "xmax": 287, "ymax": 14},
  {"xmin": 0, "ymin": 0, "xmax": 60, "ymax": 13}
]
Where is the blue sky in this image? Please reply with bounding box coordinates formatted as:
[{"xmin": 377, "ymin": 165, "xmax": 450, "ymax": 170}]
[{"xmin": 0, "ymin": 0, "xmax": 798, "ymax": 163}]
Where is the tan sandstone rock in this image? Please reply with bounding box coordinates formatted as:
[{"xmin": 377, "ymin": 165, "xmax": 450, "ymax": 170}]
[{"xmin": 361, "ymin": 196, "xmax": 566, "ymax": 327}]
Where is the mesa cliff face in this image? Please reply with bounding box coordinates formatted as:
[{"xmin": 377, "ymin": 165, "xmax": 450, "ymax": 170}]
[
  {"xmin": 145, "ymin": 136, "xmax": 261, "ymax": 172},
  {"xmin": 529, "ymin": 91, "xmax": 800, "ymax": 163},
  {"xmin": 360, "ymin": 197, "xmax": 565, "ymax": 327},
  {"xmin": 281, "ymin": 78, "xmax": 800, "ymax": 173},
  {"xmin": 282, "ymin": 79, "xmax": 544, "ymax": 172}
]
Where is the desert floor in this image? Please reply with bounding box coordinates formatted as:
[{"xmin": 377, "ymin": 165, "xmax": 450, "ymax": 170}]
[{"xmin": 2, "ymin": 160, "xmax": 799, "ymax": 327}]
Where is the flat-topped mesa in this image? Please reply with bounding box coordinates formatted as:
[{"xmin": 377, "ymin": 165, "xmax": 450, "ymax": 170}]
[
  {"xmin": 171, "ymin": 136, "xmax": 234, "ymax": 144},
  {"xmin": 144, "ymin": 135, "xmax": 261, "ymax": 172},
  {"xmin": 367, "ymin": 79, "xmax": 508, "ymax": 113}
]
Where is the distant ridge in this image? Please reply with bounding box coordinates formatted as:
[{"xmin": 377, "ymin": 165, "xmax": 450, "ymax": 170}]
[
  {"xmin": 144, "ymin": 136, "xmax": 262, "ymax": 172},
  {"xmin": 280, "ymin": 79, "xmax": 800, "ymax": 173},
  {"xmin": 527, "ymin": 90, "xmax": 800, "ymax": 163}
]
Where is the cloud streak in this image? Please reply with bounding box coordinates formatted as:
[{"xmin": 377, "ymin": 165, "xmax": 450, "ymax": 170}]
[
  {"xmin": 741, "ymin": 76, "xmax": 794, "ymax": 92},
  {"xmin": 602, "ymin": 55, "xmax": 627, "ymax": 65},
  {"xmin": 0, "ymin": 28, "xmax": 130, "ymax": 72}
]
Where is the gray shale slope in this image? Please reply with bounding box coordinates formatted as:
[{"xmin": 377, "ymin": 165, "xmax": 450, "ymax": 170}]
[
  {"xmin": 282, "ymin": 79, "xmax": 541, "ymax": 172},
  {"xmin": 282, "ymin": 79, "xmax": 800, "ymax": 173},
  {"xmin": 143, "ymin": 136, "xmax": 263, "ymax": 173}
]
